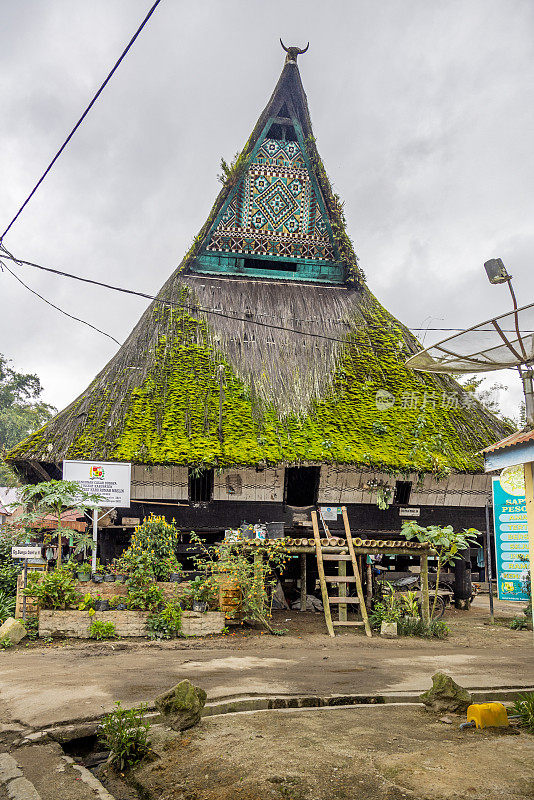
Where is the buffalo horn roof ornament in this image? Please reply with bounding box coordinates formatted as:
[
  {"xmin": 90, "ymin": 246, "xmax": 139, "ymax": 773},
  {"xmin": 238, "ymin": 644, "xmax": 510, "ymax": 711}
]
[{"xmin": 280, "ymin": 38, "xmax": 309, "ymax": 65}]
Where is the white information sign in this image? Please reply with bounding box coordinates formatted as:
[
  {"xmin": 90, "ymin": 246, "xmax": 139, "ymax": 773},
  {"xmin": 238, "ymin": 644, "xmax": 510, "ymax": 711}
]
[
  {"xmin": 399, "ymin": 507, "xmax": 421, "ymax": 517},
  {"xmin": 12, "ymin": 546, "xmax": 42, "ymax": 560},
  {"xmin": 63, "ymin": 460, "xmax": 131, "ymax": 508},
  {"xmin": 320, "ymin": 506, "xmax": 340, "ymax": 521}
]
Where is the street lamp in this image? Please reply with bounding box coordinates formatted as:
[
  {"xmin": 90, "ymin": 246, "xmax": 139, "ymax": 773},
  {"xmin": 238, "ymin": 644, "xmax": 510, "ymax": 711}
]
[{"xmin": 484, "ymin": 258, "xmax": 534, "ymax": 428}]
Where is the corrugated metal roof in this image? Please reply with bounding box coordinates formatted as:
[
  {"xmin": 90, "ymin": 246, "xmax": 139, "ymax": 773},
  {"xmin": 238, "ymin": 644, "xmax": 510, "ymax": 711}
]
[{"xmin": 482, "ymin": 428, "xmax": 534, "ymax": 454}]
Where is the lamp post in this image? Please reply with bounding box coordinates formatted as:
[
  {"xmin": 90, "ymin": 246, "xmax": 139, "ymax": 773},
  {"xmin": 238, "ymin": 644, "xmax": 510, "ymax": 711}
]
[{"xmin": 484, "ymin": 258, "xmax": 534, "ymax": 427}]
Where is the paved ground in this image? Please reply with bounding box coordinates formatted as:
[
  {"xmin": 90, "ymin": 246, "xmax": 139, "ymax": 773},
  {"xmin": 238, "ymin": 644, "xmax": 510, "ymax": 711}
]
[{"xmin": 0, "ymin": 598, "xmax": 532, "ymax": 730}]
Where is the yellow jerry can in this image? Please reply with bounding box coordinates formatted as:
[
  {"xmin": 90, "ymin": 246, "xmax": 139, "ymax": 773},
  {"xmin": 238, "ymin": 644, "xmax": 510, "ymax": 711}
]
[{"xmin": 466, "ymin": 702, "xmax": 509, "ymax": 729}]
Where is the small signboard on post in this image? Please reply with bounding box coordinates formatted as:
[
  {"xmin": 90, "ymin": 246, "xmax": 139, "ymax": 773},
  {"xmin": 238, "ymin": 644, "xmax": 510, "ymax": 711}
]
[
  {"xmin": 492, "ymin": 466, "xmax": 530, "ymax": 601},
  {"xmin": 11, "ymin": 546, "xmax": 42, "ymax": 560}
]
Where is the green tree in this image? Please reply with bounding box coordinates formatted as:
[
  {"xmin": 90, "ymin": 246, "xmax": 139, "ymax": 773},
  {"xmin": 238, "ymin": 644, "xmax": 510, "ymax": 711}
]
[
  {"xmin": 401, "ymin": 521, "xmax": 480, "ymax": 619},
  {"xmin": 0, "ymin": 354, "xmax": 56, "ymax": 483},
  {"xmin": 15, "ymin": 480, "xmax": 103, "ymax": 566}
]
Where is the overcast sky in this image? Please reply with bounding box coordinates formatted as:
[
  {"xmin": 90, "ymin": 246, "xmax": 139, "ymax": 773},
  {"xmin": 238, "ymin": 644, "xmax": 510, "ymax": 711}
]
[{"xmin": 1, "ymin": 0, "xmax": 532, "ymax": 420}]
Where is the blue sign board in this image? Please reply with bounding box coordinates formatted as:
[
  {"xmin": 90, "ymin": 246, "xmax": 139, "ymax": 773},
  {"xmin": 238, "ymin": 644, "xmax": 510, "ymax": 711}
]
[{"xmin": 492, "ymin": 466, "xmax": 530, "ymax": 601}]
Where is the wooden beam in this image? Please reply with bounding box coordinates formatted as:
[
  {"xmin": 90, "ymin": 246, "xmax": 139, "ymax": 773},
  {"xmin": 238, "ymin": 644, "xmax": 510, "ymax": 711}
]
[
  {"xmin": 341, "ymin": 507, "xmax": 372, "ymax": 638},
  {"xmin": 299, "ymin": 553, "xmax": 307, "ymax": 612},
  {"xmin": 30, "ymin": 460, "xmax": 53, "ymax": 482},
  {"xmin": 311, "ymin": 510, "xmax": 334, "ymax": 637}
]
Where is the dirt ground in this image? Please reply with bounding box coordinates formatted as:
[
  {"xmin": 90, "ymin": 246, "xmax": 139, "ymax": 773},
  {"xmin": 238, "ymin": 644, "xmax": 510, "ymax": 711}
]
[
  {"xmin": 123, "ymin": 705, "xmax": 534, "ymax": 800},
  {"xmin": 1, "ymin": 596, "xmax": 532, "ymax": 730}
]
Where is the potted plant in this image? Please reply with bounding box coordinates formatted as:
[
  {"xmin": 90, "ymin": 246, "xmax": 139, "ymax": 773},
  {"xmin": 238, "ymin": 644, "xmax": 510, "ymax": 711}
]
[
  {"xmin": 103, "ymin": 567, "xmax": 115, "ymax": 583},
  {"xmin": 370, "ymin": 582, "xmax": 402, "ymax": 637},
  {"xmin": 92, "ymin": 560, "xmax": 105, "ymax": 583},
  {"xmin": 77, "ymin": 562, "xmax": 92, "ymax": 582},
  {"xmin": 93, "ymin": 594, "xmax": 109, "ymax": 611},
  {"xmin": 185, "ymin": 576, "xmax": 217, "ymax": 613}
]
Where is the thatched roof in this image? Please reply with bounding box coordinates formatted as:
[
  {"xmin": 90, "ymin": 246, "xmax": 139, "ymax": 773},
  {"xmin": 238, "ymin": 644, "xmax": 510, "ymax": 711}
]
[{"xmin": 7, "ymin": 53, "xmax": 512, "ymax": 479}]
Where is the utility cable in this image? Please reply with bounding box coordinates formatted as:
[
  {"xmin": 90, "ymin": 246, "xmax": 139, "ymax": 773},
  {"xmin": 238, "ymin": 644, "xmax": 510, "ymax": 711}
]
[
  {"xmin": 0, "ymin": 258, "xmax": 120, "ymax": 345},
  {"xmin": 2, "ymin": 249, "xmax": 531, "ymax": 348},
  {"xmin": 0, "ymin": 0, "xmax": 164, "ymax": 243}
]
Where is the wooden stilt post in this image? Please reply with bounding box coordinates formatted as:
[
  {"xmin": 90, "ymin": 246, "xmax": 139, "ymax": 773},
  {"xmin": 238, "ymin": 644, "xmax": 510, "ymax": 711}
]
[
  {"xmin": 341, "ymin": 507, "xmax": 372, "ymax": 638},
  {"xmin": 311, "ymin": 511, "xmax": 334, "ymax": 637},
  {"xmin": 366, "ymin": 561, "xmax": 373, "ymax": 610},
  {"xmin": 300, "ymin": 553, "xmax": 307, "ymax": 612},
  {"xmin": 420, "ymin": 551, "xmax": 430, "ymax": 624}
]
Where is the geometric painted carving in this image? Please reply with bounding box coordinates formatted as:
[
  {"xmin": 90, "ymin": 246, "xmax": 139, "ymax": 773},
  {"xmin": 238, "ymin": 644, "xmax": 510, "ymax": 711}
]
[{"xmin": 206, "ymin": 138, "xmax": 335, "ymax": 261}]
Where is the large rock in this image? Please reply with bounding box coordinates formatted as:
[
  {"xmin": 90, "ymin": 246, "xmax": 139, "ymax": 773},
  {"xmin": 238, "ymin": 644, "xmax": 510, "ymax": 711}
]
[
  {"xmin": 154, "ymin": 680, "xmax": 207, "ymax": 731},
  {"xmin": 0, "ymin": 617, "xmax": 27, "ymax": 645},
  {"xmin": 420, "ymin": 672, "xmax": 472, "ymax": 713}
]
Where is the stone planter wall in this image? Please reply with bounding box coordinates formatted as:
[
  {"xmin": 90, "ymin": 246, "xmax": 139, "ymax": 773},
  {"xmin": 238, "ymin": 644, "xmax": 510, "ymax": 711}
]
[
  {"xmin": 39, "ymin": 610, "xmax": 225, "ymax": 638},
  {"xmin": 181, "ymin": 611, "xmax": 225, "ymax": 636}
]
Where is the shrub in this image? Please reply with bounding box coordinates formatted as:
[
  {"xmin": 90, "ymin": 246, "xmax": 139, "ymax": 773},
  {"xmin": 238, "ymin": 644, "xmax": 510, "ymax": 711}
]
[
  {"xmin": 427, "ymin": 619, "xmax": 450, "ymax": 639},
  {"xmin": 98, "ymin": 702, "xmax": 151, "ymax": 770},
  {"xmin": 0, "ymin": 529, "xmax": 23, "ymax": 594},
  {"xmin": 0, "ymin": 590, "xmax": 16, "ymax": 623},
  {"xmin": 510, "ymin": 617, "xmax": 529, "ymax": 631},
  {"xmin": 89, "ymin": 620, "xmax": 117, "ymax": 640},
  {"xmin": 180, "ymin": 576, "xmax": 218, "ymax": 611},
  {"xmin": 24, "ymin": 568, "xmax": 79, "ymax": 610},
  {"xmin": 118, "ymin": 516, "xmax": 181, "ymax": 580},
  {"xmin": 512, "ymin": 692, "xmax": 534, "ymax": 733},
  {"xmin": 127, "ymin": 583, "xmax": 163, "ymax": 611},
  {"xmin": 147, "ymin": 599, "xmax": 182, "ymax": 639},
  {"xmin": 396, "ymin": 616, "xmax": 449, "ymax": 639}
]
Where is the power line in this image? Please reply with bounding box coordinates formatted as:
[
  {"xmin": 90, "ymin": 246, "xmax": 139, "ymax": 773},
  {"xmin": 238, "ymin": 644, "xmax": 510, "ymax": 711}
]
[
  {"xmin": 3, "ymin": 251, "xmax": 533, "ymax": 339},
  {"xmin": 0, "ymin": 258, "xmax": 120, "ymax": 344},
  {"xmin": 0, "ymin": 0, "xmax": 164, "ymax": 243}
]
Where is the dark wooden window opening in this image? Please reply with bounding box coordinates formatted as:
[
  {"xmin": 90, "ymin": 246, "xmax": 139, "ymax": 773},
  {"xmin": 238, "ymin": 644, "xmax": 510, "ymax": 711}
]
[
  {"xmin": 189, "ymin": 468, "xmax": 214, "ymax": 502},
  {"xmin": 243, "ymin": 257, "xmax": 297, "ymax": 272},
  {"xmin": 285, "ymin": 466, "xmax": 320, "ymax": 507},
  {"xmin": 394, "ymin": 480, "xmax": 412, "ymax": 505}
]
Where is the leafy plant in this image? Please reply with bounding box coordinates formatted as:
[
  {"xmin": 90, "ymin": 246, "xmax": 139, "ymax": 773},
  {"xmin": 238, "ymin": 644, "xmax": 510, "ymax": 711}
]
[
  {"xmin": 401, "ymin": 590, "xmax": 420, "ymax": 618},
  {"xmin": 99, "ymin": 702, "xmax": 151, "ymax": 770},
  {"xmin": 0, "ymin": 590, "xmax": 16, "ymax": 622},
  {"xmin": 397, "ymin": 616, "xmax": 449, "ymax": 639},
  {"xmin": 369, "ymin": 582, "xmax": 403, "ymax": 628},
  {"xmin": 117, "ymin": 516, "xmax": 181, "ymax": 580},
  {"xmin": 180, "ymin": 576, "xmax": 218, "ymax": 610},
  {"xmin": 189, "ymin": 532, "xmax": 289, "ymax": 634},
  {"xmin": 512, "ymin": 692, "xmax": 534, "ymax": 733},
  {"xmin": 147, "ymin": 599, "xmax": 182, "ymax": 639},
  {"xmin": 510, "ymin": 616, "xmax": 528, "ymax": 631},
  {"xmin": 89, "ymin": 620, "xmax": 117, "ymax": 640},
  {"xmin": 108, "ymin": 595, "xmax": 126, "ymax": 609},
  {"xmin": 78, "ymin": 593, "xmax": 97, "ymax": 611},
  {"xmin": 402, "ymin": 521, "xmax": 480, "ymax": 619},
  {"xmin": 427, "ymin": 619, "xmax": 450, "ymax": 639},
  {"xmin": 24, "ymin": 568, "xmax": 79, "ymax": 610},
  {"xmin": 15, "ymin": 480, "xmax": 103, "ymax": 567},
  {"xmin": 71, "ymin": 530, "xmax": 95, "ymax": 561},
  {"xmin": 22, "ymin": 616, "xmax": 39, "ymax": 640},
  {"xmin": 0, "ymin": 637, "xmax": 13, "ymax": 649}
]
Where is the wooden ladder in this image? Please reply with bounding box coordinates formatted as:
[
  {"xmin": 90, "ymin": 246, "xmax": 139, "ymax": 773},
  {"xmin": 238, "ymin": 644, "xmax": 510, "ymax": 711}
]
[{"xmin": 311, "ymin": 508, "xmax": 372, "ymax": 639}]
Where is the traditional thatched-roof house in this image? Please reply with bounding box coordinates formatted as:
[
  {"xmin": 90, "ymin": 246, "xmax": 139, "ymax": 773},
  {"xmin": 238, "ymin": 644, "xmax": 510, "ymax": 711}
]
[{"xmin": 8, "ymin": 46, "xmax": 511, "ymax": 560}]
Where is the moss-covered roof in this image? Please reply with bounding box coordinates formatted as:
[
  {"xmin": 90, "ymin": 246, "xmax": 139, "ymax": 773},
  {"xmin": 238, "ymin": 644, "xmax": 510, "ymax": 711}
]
[{"xmin": 6, "ymin": 54, "xmax": 513, "ymax": 476}]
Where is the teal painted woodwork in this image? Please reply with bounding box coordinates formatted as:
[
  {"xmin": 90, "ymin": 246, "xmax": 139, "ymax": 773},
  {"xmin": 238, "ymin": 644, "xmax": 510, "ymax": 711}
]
[{"xmin": 193, "ymin": 114, "xmax": 345, "ymax": 284}]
